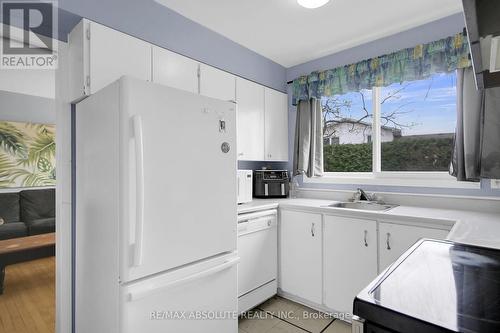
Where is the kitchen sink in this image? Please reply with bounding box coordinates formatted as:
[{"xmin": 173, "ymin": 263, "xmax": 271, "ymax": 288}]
[{"xmin": 325, "ymin": 201, "xmax": 398, "ymax": 212}]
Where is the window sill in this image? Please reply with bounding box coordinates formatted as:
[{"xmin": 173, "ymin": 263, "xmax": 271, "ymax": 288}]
[{"xmin": 303, "ymin": 172, "xmax": 481, "ymax": 189}]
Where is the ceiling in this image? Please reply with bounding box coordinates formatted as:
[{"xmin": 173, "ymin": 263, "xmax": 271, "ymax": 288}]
[{"xmin": 154, "ymin": 0, "xmax": 463, "ymax": 68}]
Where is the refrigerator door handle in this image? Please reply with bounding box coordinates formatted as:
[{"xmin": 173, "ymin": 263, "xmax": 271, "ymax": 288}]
[
  {"xmin": 133, "ymin": 115, "xmax": 145, "ymax": 267},
  {"xmin": 127, "ymin": 257, "xmax": 240, "ymax": 302}
]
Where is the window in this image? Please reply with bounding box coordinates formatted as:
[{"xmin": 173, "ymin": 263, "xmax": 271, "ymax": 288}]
[
  {"xmin": 322, "ymin": 89, "xmax": 373, "ymax": 172},
  {"xmin": 322, "ymin": 72, "xmax": 457, "ymax": 175},
  {"xmin": 380, "ymin": 73, "xmax": 456, "ymax": 171}
]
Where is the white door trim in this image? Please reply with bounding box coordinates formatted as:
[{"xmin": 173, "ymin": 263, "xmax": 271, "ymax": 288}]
[{"xmin": 55, "ymin": 41, "xmax": 73, "ymax": 333}]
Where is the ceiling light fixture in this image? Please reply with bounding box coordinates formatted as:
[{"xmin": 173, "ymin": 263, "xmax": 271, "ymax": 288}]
[{"xmin": 297, "ymin": 0, "xmax": 330, "ymax": 9}]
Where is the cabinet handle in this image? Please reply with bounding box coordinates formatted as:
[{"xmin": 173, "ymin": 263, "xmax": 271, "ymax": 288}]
[
  {"xmin": 311, "ymin": 223, "xmax": 315, "ymax": 237},
  {"xmin": 386, "ymin": 233, "xmax": 391, "ymax": 250},
  {"xmin": 364, "ymin": 230, "xmax": 368, "ymax": 247}
]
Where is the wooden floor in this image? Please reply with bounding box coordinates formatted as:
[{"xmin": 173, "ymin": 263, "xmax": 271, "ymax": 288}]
[{"xmin": 0, "ymin": 257, "xmax": 55, "ymax": 333}]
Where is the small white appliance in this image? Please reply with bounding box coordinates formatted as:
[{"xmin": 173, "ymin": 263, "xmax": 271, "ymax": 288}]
[
  {"xmin": 237, "ymin": 170, "xmax": 253, "ymax": 204},
  {"xmin": 75, "ymin": 77, "xmax": 238, "ymax": 333},
  {"xmin": 237, "ymin": 209, "xmax": 278, "ymax": 313}
]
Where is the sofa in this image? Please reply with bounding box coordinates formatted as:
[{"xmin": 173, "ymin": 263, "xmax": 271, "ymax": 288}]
[{"xmin": 0, "ymin": 188, "xmax": 55, "ymax": 240}]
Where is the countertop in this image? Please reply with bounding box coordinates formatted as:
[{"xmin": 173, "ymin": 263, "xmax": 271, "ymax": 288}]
[{"xmin": 237, "ymin": 198, "xmax": 500, "ymax": 250}]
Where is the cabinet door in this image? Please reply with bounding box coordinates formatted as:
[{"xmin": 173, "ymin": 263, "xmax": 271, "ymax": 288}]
[
  {"xmin": 236, "ymin": 78, "xmax": 265, "ymax": 160},
  {"xmin": 264, "ymin": 88, "xmax": 288, "ymax": 161},
  {"xmin": 280, "ymin": 210, "xmax": 322, "ymax": 304},
  {"xmin": 324, "ymin": 215, "xmax": 377, "ymax": 315},
  {"xmin": 152, "ymin": 47, "xmax": 199, "ymax": 94},
  {"xmin": 379, "ymin": 222, "xmax": 450, "ymax": 272},
  {"xmin": 199, "ymin": 64, "xmax": 236, "ymax": 101},
  {"xmin": 68, "ymin": 19, "xmax": 90, "ymax": 102},
  {"xmin": 89, "ymin": 22, "xmax": 152, "ymax": 94}
]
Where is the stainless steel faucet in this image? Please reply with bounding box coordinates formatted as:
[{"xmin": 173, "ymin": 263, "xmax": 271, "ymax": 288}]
[{"xmin": 356, "ymin": 188, "xmax": 372, "ymax": 201}]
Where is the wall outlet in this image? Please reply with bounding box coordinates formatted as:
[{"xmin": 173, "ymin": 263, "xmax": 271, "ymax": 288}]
[{"xmin": 491, "ymin": 179, "xmax": 500, "ymax": 189}]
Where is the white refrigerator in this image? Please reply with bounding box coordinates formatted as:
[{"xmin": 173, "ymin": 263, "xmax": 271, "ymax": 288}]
[{"xmin": 75, "ymin": 76, "xmax": 238, "ymax": 333}]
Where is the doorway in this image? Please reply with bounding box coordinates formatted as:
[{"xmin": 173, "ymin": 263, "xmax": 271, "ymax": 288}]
[{"xmin": 0, "ymin": 31, "xmax": 57, "ymax": 333}]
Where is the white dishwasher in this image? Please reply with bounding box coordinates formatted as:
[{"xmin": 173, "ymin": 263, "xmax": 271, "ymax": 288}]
[{"xmin": 237, "ymin": 209, "xmax": 278, "ymax": 313}]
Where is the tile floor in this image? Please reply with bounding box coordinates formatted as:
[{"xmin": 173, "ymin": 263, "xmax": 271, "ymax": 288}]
[{"xmin": 239, "ymin": 296, "xmax": 351, "ymax": 333}]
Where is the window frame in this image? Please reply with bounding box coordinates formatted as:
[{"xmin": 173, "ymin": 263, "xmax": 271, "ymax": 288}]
[{"xmin": 314, "ymin": 84, "xmax": 480, "ymax": 189}]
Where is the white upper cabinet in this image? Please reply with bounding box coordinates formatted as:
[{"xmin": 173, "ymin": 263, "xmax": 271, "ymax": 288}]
[
  {"xmin": 236, "ymin": 78, "xmax": 265, "ymax": 161},
  {"xmin": 199, "ymin": 64, "xmax": 236, "ymax": 101},
  {"xmin": 67, "ymin": 19, "xmax": 288, "ymax": 160},
  {"xmin": 323, "ymin": 215, "xmax": 378, "ymax": 315},
  {"xmin": 68, "ymin": 19, "xmax": 152, "ymax": 102},
  {"xmin": 152, "ymin": 46, "xmax": 199, "ymax": 94},
  {"xmin": 264, "ymin": 88, "xmax": 288, "ymax": 161},
  {"xmin": 279, "ymin": 209, "xmax": 322, "ymax": 304},
  {"xmin": 378, "ymin": 222, "xmax": 450, "ymax": 272}
]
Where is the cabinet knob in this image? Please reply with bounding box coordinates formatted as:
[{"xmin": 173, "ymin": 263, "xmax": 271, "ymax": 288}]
[
  {"xmin": 311, "ymin": 223, "xmax": 315, "ymax": 237},
  {"xmin": 364, "ymin": 230, "xmax": 368, "ymax": 247},
  {"xmin": 386, "ymin": 233, "xmax": 391, "ymax": 250}
]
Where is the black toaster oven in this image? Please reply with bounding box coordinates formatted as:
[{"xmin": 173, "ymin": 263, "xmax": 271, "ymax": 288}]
[{"xmin": 253, "ymin": 170, "xmax": 289, "ymax": 198}]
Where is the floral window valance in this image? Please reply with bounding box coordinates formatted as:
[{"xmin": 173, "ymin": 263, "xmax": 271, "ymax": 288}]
[{"xmin": 292, "ymin": 33, "xmax": 471, "ymax": 105}]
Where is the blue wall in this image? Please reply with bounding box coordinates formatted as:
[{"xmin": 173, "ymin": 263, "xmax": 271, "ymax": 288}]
[
  {"xmin": 285, "ymin": 13, "xmax": 500, "ymax": 197},
  {"xmin": 0, "ymin": 1, "xmax": 285, "ymax": 92},
  {"xmin": 286, "ymin": 13, "xmax": 466, "ymax": 81},
  {"xmin": 56, "ymin": 0, "xmax": 286, "ymax": 92}
]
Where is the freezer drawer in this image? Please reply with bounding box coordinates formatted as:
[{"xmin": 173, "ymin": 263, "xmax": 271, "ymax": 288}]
[{"xmin": 121, "ymin": 253, "xmax": 239, "ymax": 333}]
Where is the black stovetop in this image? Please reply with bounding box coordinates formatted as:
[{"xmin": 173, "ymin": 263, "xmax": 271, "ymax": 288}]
[{"xmin": 354, "ymin": 239, "xmax": 500, "ymax": 333}]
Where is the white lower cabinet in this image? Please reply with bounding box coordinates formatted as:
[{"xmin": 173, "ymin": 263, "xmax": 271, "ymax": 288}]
[
  {"xmin": 279, "ymin": 210, "xmax": 322, "ymax": 304},
  {"xmin": 278, "ymin": 210, "xmax": 452, "ymax": 320},
  {"xmin": 378, "ymin": 222, "xmax": 450, "ymax": 272},
  {"xmin": 323, "ymin": 215, "xmax": 378, "ymax": 316}
]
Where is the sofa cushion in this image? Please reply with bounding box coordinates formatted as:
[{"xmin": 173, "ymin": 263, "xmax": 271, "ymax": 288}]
[
  {"xmin": 0, "ymin": 222, "xmax": 28, "ymax": 240},
  {"xmin": 0, "ymin": 192, "xmax": 20, "ymax": 223},
  {"xmin": 20, "ymin": 189, "xmax": 55, "ymax": 223},
  {"xmin": 29, "ymin": 217, "xmax": 55, "ymax": 235}
]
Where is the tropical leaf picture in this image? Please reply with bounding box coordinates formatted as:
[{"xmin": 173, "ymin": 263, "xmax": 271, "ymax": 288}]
[{"xmin": 0, "ymin": 121, "xmax": 55, "ymax": 188}]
